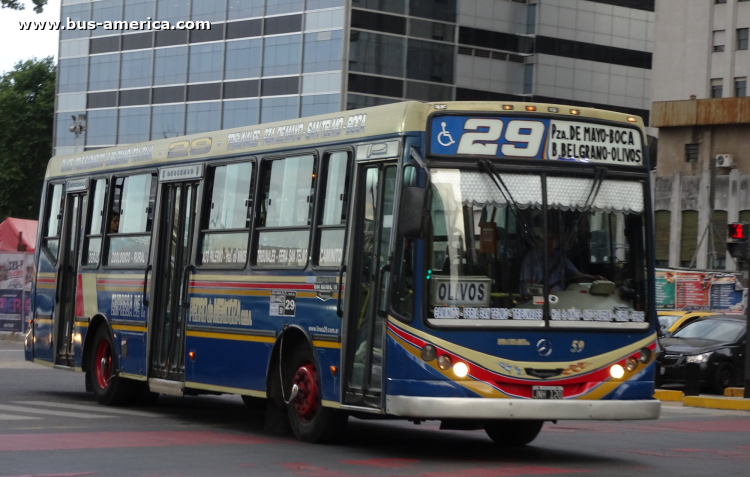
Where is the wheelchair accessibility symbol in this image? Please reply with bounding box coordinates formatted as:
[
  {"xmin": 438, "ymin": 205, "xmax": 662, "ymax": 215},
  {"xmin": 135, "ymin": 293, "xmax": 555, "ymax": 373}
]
[{"xmin": 437, "ymin": 122, "xmax": 455, "ymax": 147}]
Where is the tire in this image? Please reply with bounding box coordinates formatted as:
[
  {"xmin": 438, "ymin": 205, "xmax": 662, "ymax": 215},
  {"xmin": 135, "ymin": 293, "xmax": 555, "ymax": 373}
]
[
  {"xmin": 484, "ymin": 420, "xmax": 544, "ymax": 446},
  {"xmin": 86, "ymin": 326, "xmax": 135, "ymax": 406},
  {"xmin": 284, "ymin": 345, "xmax": 347, "ymax": 443},
  {"xmin": 241, "ymin": 395, "xmax": 267, "ymax": 411},
  {"xmin": 713, "ymin": 362, "xmax": 735, "ymax": 394}
]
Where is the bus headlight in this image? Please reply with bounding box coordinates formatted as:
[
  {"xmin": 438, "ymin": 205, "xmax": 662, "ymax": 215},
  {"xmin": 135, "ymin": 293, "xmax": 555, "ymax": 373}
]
[
  {"xmin": 421, "ymin": 345, "xmax": 437, "ymax": 362},
  {"xmin": 437, "ymin": 355, "xmax": 452, "ymax": 370},
  {"xmin": 610, "ymin": 364, "xmax": 625, "ymax": 379},
  {"xmin": 453, "ymin": 362, "xmax": 469, "ymax": 377},
  {"xmin": 639, "ymin": 347, "xmax": 652, "ymax": 364},
  {"xmin": 625, "ymin": 357, "xmax": 638, "ymax": 373}
]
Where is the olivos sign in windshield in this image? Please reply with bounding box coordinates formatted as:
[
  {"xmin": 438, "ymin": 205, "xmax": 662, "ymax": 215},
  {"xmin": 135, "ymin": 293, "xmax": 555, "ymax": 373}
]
[{"xmin": 430, "ymin": 116, "xmax": 643, "ymax": 165}]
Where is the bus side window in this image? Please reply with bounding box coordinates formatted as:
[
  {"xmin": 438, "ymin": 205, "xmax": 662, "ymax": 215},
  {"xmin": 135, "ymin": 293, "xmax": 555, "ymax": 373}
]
[
  {"xmin": 106, "ymin": 173, "xmax": 157, "ymax": 268},
  {"xmin": 82, "ymin": 178, "xmax": 107, "ymax": 267},
  {"xmin": 391, "ymin": 165, "xmax": 417, "ymax": 320},
  {"xmin": 254, "ymin": 154, "xmax": 316, "ymax": 268},
  {"xmin": 42, "ymin": 183, "xmax": 65, "ymax": 261},
  {"xmin": 199, "ymin": 161, "xmax": 254, "ymax": 266},
  {"xmin": 315, "ymin": 151, "xmax": 351, "ymax": 267}
]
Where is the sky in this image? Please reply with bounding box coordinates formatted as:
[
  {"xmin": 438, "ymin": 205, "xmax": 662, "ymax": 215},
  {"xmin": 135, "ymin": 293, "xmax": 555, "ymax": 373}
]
[{"xmin": 0, "ymin": 0, "xmax": 60, "ymax": 75}]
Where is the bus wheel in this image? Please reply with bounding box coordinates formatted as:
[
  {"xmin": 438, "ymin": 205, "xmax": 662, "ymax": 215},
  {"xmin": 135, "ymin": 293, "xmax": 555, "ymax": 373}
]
[
  {"xmin": 285, "ymin": 345, "xmax": 347, "ymax": 443},
  {"xmin": 87, "ymin": 326, "xmax": 134, "ymax": 406},
  {"xmin": 484, "ymin": 420, "xmax": 543, "ymax": 446}
]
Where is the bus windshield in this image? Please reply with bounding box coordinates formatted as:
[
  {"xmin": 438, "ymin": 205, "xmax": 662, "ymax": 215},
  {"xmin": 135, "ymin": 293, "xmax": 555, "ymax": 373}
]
[{"xmin": 427, "ymin": 169, "xmax": 648, "ymax": 325}]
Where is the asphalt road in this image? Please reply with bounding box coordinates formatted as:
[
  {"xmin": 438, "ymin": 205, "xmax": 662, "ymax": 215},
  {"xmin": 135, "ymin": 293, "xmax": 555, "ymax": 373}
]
[{"xmin": 1, "ymin": 337, "xmax": 749, "ymax": 477}]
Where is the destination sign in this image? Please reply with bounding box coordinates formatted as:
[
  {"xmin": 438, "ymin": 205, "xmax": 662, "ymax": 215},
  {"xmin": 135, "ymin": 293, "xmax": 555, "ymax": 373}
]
[{"xmin": 429, "ymin": 116, "xmax": 643, "ymax": 166}]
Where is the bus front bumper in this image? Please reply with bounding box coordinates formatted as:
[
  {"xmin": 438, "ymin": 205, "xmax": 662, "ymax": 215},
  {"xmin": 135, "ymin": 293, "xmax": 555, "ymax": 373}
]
[{"xmin": 386, "ymin": 396, "xmax": 661, "ymax": 420}]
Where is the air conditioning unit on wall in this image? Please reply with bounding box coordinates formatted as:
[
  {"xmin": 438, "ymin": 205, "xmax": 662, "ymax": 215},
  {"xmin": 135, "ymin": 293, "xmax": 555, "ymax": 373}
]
[{"xmin": 716, "ymin": 154, "xmax": 735, "ymax": 168}]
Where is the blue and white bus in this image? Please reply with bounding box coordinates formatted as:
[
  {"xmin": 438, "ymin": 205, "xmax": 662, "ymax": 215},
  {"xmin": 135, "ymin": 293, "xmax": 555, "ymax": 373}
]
[{"xmin": 27, "ymin": 101, "xmax": 660, "ymax": 444}]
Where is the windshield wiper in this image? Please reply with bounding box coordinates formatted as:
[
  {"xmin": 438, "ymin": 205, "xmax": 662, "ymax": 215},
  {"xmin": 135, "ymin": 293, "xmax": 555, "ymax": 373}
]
[
  {"xmin": 478, "ymin": 159, "xmax": 536, "ymax": 247},
  {"xmin": 562, "ymin": 167, "xmax": 607, "ymax": 253}
]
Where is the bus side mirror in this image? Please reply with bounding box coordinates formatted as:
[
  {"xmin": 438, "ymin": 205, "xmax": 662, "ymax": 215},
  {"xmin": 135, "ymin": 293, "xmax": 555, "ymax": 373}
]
[{"xmin": 398, "ymin": 186, "xmax": 430, "ymax": 240}]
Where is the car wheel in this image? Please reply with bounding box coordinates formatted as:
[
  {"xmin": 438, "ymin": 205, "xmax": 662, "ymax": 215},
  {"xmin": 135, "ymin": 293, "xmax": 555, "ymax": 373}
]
[
  {"xmin": 484, "ymin": 420, "xmax": 544, "ymax": 446},
  {"xmin": 714, "ymin": 362, "xmax": 735, "ymax": 394}
]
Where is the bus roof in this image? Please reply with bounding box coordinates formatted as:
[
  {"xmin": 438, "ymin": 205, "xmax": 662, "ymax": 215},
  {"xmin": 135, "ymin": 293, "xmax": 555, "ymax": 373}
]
[{"xmin": 46, "ymin": 101, "xmax": 646, "ymax": 180}]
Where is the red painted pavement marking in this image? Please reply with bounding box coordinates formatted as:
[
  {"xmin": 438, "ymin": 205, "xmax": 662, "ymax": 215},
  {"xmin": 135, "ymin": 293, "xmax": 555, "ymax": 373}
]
[
  {"xmin": 0, "ymin": 431, "xmax": 272, "ymax": 452},
  {"xmin": 281, "ymin": 463, "xmax": 587, "ymax": 477},
  {"xmin": 340, "ymin": 458, "xmax": 419, "ymax": 468}
]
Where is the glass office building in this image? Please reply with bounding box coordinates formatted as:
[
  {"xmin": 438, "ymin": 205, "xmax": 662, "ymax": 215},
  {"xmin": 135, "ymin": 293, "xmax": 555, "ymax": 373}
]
[{"xmin": 54, "ymin": 0, "xmax": 654, "ymax": 155}]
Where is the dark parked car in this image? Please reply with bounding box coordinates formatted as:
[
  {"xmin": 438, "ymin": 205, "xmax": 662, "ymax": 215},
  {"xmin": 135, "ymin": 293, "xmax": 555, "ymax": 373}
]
[{"xmin": 657, "ymin": 315, "xmax": 746, "ymax": 393}]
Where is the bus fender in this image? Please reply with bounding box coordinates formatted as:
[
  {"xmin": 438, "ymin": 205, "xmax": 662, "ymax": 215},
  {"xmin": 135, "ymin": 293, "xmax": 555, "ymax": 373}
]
[
  {"xmin": 81, "ymin": 313, "xmax": 113, "ymax": 376},
  {"xmin": 266, "ymin": 324, "xmax": 317, "ymax": 410}
]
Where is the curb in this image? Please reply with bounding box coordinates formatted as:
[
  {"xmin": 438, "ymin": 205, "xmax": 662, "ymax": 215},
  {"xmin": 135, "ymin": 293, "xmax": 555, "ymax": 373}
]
[
  {"xmin": 724, "ymin": 387, "xmax": 745, "ymax": 398},
  {"xmin": 683, "ymin": 395, "xmax": 750, "ymax": 411},
  {"xmin": 654, "ymin": 389, "xmax": 683, "ymax": 401}
]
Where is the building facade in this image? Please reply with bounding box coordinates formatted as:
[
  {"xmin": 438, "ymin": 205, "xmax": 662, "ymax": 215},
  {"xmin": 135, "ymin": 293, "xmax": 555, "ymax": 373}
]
[
  {"xmin": 54, "ymin": 0, "xmax": 655, "ymax": 157},
  {"xmin": 651, "ymin": 0, "xmax": 750, "ymax": 271}
]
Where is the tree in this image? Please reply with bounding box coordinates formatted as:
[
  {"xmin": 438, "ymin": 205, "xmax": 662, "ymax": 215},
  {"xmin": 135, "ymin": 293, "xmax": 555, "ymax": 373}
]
[
  {"xmin": 0, "ymin": 57, "xmax": 55, "ymax": 221},
  {"xmin": 1, "ymin": 1, "xmax": 47, "ymax": 14}
]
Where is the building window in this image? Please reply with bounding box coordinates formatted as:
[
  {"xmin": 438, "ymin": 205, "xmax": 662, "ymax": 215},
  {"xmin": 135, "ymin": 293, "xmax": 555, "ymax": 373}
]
[
  {"xmin": 121, "ymin": 50, "xmax": 153, "ymax": 88},
  {"xmin": 349, "ymin": 31, "xmax": 405, "ymax": 78},
  {"xmin": 186, "ymin": 102, "xmax": 221, "ymax": 135},
  {"xmin": 301, "ymin": 93, "xmax": 341, "ymax": 117},
  {"xmin": 713, "ymin": 30, "xmax": 725, "ymax": 52},
  {"xmin": 86, "ymin": 109, "xmax": 118, "ymax": 146},
  {"xmin": 526, "ymin": 4, "xmax": 536, "ymax": 35},
  {"xmin": 685, "ymin": 143, "xmax": 699, "ymax": 162},
  {"xmin": 88, "ymin": 53, "xmax": 120, "ymax": 91},
  {"xmin": 710, "ymin": 210, "xmax": 728, "ymax": 269},
  {"xmin": 736, "ymin": 77, "xmax": 747, "ymax": 97},
  {"xmin": 118, "ymin": 107, "xmax": 151, "ymax": 144},
  {"xmin": 303, "ymin": 30, "xmax": 344, "ymax": 74},
  {"xmin": 262, "ymin": 34, "xmax": 302, "ymax": 77},
  {"xmin": 151, "ymin": 104, "xmax": 185, "ymax": 138},
  {"xmin": 189, "ymin": 43, "xmax": 224, "ymax": 83},
  {"xmin": 680, "ymin": 210, "xmax": 698, "ymax": 268},
  {"xmin": 406, "ymin": 39, "xmax": 454, "ymax": 84},
  {"xmin": 222, "ymin": 99, "xmax": 260, "ymax": 129},
  {"xmin": 154, "ymin": 46, "xmax": 188, "ymax": 86},
  {"xmin": 716, "ymin": 0, "xmax": 727, "ymax": 4},
  {"xmin": 737, "ymin": 28, "xmax": 749, "ymax": 50},
  {"xmin": 711, "ymin": 78, "xmax": 723, "ymax": 98},
  {"xmin": 654, "ymin": 210, "xmax": 671, "ymax": 268},
  {"xmin": 225, "ymin": 39, "xmax": 262, "ymax": 80},
  {"xmin": 260, "ymin": 96, "xmax": 299, "ymax": 123}
]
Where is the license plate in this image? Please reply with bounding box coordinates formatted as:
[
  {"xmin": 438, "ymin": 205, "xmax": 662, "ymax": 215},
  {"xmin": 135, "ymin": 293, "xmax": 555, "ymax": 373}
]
[{"xmin": 532, "ymin": 386, "xmax": 563, "ymax": 399}]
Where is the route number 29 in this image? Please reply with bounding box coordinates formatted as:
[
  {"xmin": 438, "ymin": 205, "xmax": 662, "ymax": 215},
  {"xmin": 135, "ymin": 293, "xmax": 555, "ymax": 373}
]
[
  {"xmin": 168, "ymin": 137, "xmax": 212, "ymax": 158},
  {"xmin": 456, "ymin": 119, "xmax": 545, "ymax": 158}
]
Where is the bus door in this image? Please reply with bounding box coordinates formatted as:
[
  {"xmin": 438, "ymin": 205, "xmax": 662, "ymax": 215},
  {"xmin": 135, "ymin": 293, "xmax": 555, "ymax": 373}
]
[
  {"xmin": 149, "ymin": 167, "xmax": 201, "ymax": 382},
  {"xmin": 343, "ymin": 159, "xmax": 398, "ymax": 407},
  {"xmin": 55, "ymin": 181, "xmax": 88, "ymax": 367}
]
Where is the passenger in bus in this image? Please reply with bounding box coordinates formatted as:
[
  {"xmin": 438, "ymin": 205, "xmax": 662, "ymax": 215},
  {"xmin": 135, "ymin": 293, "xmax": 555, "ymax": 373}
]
[
  {"xmin": 109, "ymin": 213, "xmax": 119, "ymax": 234},
  {"xmin": 519, "ymin": 228, "xmax": 598, "ymax": 295}
]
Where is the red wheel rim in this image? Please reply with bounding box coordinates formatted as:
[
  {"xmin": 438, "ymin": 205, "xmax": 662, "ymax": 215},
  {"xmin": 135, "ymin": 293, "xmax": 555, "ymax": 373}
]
[
  {"xmin": 95, "ymin": 337, "xmax": 113, "ymax": 389},
  {"xmin": 292, "ymin": 362, "xmax": 319, "ymax": 421}
]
